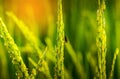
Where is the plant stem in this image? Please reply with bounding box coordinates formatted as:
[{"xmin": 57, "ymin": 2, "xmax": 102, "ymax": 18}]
[
  {"xmin": 96, "ymin": 0, "xmax": 106, "ymax": 79},
  {"xmin": 0, "ymin": 18, "xmax": 30, "ymax": 79},
  {"xmin": 54, "ymin": 0, "xmax": 64, "ymax": 79}
]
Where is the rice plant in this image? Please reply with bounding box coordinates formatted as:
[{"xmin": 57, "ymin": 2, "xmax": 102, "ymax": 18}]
[
  {"xmin": 96, "ymin": 0, "xmax": 107, "ymax": 79},
  {"xmin": 54, "ymin": 0, "xmax": 64, "ymax": 79},
  {"xmin": 0, "ymin": 0, "xmax": 120, "ymax": 79},
  {"xmin": 0, "ymin": 18, "xmax": 29, "ymax": 79},
  {"xmin": 96, "ymin": 0, "xmax": 119, "ymax": 79}
]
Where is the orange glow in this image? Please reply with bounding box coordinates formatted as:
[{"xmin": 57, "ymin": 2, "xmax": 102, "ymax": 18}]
[{"xmin": 5, "ymin": 0, "xmax": 57, "ymax": 26}]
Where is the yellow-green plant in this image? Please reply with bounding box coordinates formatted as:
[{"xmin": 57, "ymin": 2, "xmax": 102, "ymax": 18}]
[
  {"xmin": 54, "ymin": 0, "xmax": 64, "ymax": 79},
  {"xmin": 96, "ymin": 0, "xmax": 106, "ymax": 79},
  {"xmin": 0, "ymin": 18, "xmax": 30, "ymax": 79},
  {"xmin": 28, "ymin": 57, "xmax": 37, "ymax": 79},
  {"xmin": 109, "ymin": 48, "xmax": 119, "ymax": 79},
  {"xmin": 96, "ymin": 0, "xmax": 119, "ymax": 79},
  {"xmin": 0, "ymin": 43, "xmax": 9, "ymax": 79},
  {"xmin": 6, "ymin": 12, "xmax": 43, "ymax": 58},
  {"xmin": 65, "ymin": 41, "xmax": 85, "ymax": 79},
  {"xmin": 6, "ymin": 12, "xmax": 52, "ymax": 79}
]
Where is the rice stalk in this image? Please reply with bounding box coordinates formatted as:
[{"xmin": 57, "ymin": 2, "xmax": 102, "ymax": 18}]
[
  {"xmin": 96, "ymin": 0, "xmax": 106, "ymax": 79},
  {"xmin": 29, "ymin": 56, "xmax": 52, "ymax": 79},
  {"xmin": 6, "ymin": 12, "xmax": 52, "ymax": 79},
  {"xmin": 28, "ymin": 57, "xmax": 37, "ymax": 79},
  {"xmin": 109, "ymin": 48, "xmax": 119, "ymax": 79},
  {"xmin": 54, "ymin": 0, "xmax": 64, "ymax": 79},
  {"xmin": 6, "ymin": 12, "xmax": 43, "ymax": 58},
  {"xmin": 0, "ymin": 18, "xmax": 30, "ymax": 79}
]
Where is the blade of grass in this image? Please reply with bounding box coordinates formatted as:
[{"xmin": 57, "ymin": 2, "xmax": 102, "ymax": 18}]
[
  {"xmin": 65, "ymin": 41, "xmax": 85, "ymax": 79},
  {"xmin": 6, "ymin": 12, "xmax": 43, "ymax": 58},
  {"xmin": 109, "ymin": 48, "xmax": 119, "ymax": 79},
  {"xmin": 0, "ymin": 43, "xmax": 9, "ymax": 79}
]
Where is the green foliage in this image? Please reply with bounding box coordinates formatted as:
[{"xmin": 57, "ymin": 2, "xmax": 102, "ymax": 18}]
[
  {"xmin": 0, "ymin": 0, "xmax": 120, "ymax": 79},
  {"xmin": 6, "ymin": 13, "xmax": 52, "ymax": 79},
  {"xmin": 96, "ymin": 0, "xmax": 119, "ymax": 79}
]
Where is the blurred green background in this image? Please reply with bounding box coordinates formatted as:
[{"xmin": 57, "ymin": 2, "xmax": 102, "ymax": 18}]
[{"xmin": 0, "ymin": 0, "xmax": 120, "ymax": 79}]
